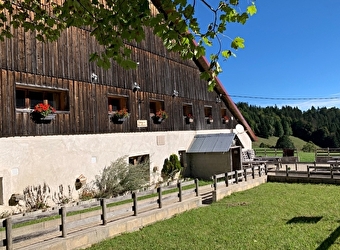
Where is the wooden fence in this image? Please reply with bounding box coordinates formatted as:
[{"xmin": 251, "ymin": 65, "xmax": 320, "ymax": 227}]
[
  {"xmin": 212, "ymin": 165, "xmax": 267, "ymax": 190},
  {"xmin": 315, "ymin": 148, "xmax": 340, "ymax": 163},
  {"xmin": 267, "ymin": 161, "xmax": 340, "ymax": 184},
  {"xmin": 0, "ymin": 179, "xmax": 200, "ymax": 250},
  {"xmin": 0, "ymin": 166, "xmax": 269, "ymax": 250}
]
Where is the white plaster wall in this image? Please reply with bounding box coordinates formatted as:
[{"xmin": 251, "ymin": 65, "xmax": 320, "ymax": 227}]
[{"xmin": 0, "ymin": 128, "xmax": 248, "ymax": 205}]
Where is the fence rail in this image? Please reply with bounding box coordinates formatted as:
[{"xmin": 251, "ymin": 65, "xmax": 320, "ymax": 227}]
[
  {"xmin": 315, "ymin": 148, "xmax": 340, "ymax": 163},
  {"xmin": 0, "ymin": 167, "xmax": 269, "ymax": 250},
  {"xmin": 0, "ymin": 179, "xmax": 200, "ymax": 250},
  {"xmin": 212, "ymin": 165, "xmax": 267, "ymax": 191}
]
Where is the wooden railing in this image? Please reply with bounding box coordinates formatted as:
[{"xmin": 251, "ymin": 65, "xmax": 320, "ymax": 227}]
[
  {"xmin": 315, "ymin": 148, "xmax": 340, "ymax": 163},
  {"xmin": 212, "ymin": 165, "xmax": 268, "ymax": 191},
  {"xmin": 0, "ymin": 179, "xmax": 200, "ymax": 250},
  {"xmin": 0, "ymin": 166, "xmax": 271, "ymax": 250}
]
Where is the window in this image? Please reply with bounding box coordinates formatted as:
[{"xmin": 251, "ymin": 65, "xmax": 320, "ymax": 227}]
[
  {"xmin": 149, "ymin": 100, "xmax": 164, "ymax": 118},
  {"xmin": 183, "ymin": 104, "xmax": 193, "ymax": 117},
  {"xmin": 221, "ymin": 108, "xmax": 230, "ymax": 123},
  {"xmin": 129, "ymin": 154, "xmax": 149, "ymax": 165},
  {"xmin": 16, "ymin": 86, "xmax": 69, "ymax": 111},
  {"xmin": 108, "ymin": 96, "xmax": 128, "ymax": 114},
  {"xmin": 204, "ymin": 106, "xmax": 212, "ymax": 118}
]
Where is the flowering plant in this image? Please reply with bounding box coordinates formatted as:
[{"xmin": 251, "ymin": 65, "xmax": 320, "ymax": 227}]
[
  {"xmin": 223, "ymin": 115, "xmax": 229, "ymax": 121},
  {"xmin": 114, "ymin": 108, "xmax": 129, "ymax": 119},
  {"xmin": 187, "ymin": 114, "xmax": 193, "ymax": 119},
  {"xmin": 33, "ymin": 103, "xmax": 56, "ymax": 117},
  {"xmin": 156, "ymin": 109, "xmax": 168, "ymax": 119}
]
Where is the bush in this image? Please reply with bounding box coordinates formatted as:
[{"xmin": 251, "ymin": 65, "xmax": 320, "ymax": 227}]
[
  {"xmin": 275, "ymin": 135, "xmax": 295, "ymax": 149},
  {"xmin": 161, "ymin": 154, "xmax": 182, "ymax": 180},
  {"xmin": 94, "ymin": 157, "xmax": 149, "ymax": 198},
  {"xmin": 302, "ymin": 141, "xmax": 317, "ymax": 152}
]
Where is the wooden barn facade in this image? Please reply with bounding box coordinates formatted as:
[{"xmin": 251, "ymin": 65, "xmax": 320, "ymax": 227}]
[{"xmin": 0, "ymin": 5, "xmax": 256, "ymax": 205}]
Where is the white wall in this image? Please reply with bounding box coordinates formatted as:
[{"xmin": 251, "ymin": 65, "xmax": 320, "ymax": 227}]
[{"xmin": 0, "ymin": 128, "xmax": 250, "ymax": 205}]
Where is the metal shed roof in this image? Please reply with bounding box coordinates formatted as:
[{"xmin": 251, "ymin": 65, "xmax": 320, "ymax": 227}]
[{"xmin": 187, "ymin": 133, "xmax": 236, "ymax": 153}]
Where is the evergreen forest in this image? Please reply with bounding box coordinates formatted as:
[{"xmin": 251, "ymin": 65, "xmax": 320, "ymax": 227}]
[{"xmin": 237, "ymin": 103, "xmax": 340, "ymax": 148}]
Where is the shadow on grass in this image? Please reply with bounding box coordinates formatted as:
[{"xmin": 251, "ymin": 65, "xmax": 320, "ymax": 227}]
[
  {"xmin": 286, "ymin": 216, "xmax": 323, "ymax": 224},
  {"xmin": 316, "ymin": 225, "xmax": 340, "ymax": 250}
]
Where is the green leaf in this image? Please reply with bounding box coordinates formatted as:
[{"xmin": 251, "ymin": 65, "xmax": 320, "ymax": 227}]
[
  {"xmin": 202, "ymin": 36, "xmax": 212, "ymax": 46},
  {"xmin": 231, "ymin": 37, "xmax": 245, "ymax": 49},
  {"xmin": 222, "ymin": 50, "xmax": 232, "ymax": 59},
  {"xmin": 247, "ymin": 4, "xmax": 257, "ymax": 16}
]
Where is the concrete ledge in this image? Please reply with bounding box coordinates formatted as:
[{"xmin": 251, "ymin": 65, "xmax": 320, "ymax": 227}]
[
  {"xmin": 212, "ymin": 176, "xmax": 267, "ymax": 202},
  {"xmin": 19, "ymin": 196, "xmax": 202, "ymax": 250}
]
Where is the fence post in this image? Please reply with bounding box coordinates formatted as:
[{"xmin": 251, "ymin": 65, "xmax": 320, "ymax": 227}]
[
  {"xmin": 101, "ymin": 198, "xmax": 107, "ymax": 225},
  {"xmin": 265, "ymin": 164, "xmax": 268, "ymax": 175},
  {"xmin": 225, "ymin": 172, "xmax": 229, "ymax": 187},
  {"xmin": 178, "ymin": 182, "xmax": 182, "ymax": 202},
  {"xmin": 132, "ymin": 192, "xmax": 138, "ymax": 216},
  {"xmin": 60, "ymin": 206, "xmax": 67, "ymax": 238},
  {"xmin": 244, "ymin": 169, "xmax": 247, "ymax": 182},
  {"xmin": 258, "ymin": 166, "xmax": 262, "ymax": 177},
  {"xmin": 213, "ymin": 175, "xmax": 217, "ymax": 191},
  {"xmin": 157, "ymin": 187, "xmax": 162, "ymax": 208},
  {"xmin": 286, "ymin": 165, "xmax": 289, "ymax": 177},
  {"xmin": 194, "ymin": 179, "xmax": 199, "ymax": 196},
  {"xmin": 331, "ymin": 165, "xmax": 334, "ymax": 179},
  {"xmin": 252, "ymin": 166, "xmax": 255, "ymax": 179},
  {"xmin": 307, "ymin": 166, "xmax": 310, "ymax": 178},
  {"xmin": 235, "ymin": 170, "xmax": 238, "ymax": 184},
  {"xmin": 5, "ymin": 217, "xmax": 12, "ymax": 250}
]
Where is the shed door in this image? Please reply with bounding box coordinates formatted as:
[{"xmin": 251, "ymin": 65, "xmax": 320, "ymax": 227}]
[{"xmin": 231, "ymin": 147, "xmax": 241, "ymax": 171}]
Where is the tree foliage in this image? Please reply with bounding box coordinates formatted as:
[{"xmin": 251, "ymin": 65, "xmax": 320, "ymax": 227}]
[
  {"xmin": 161, "ymin": 154, "xmax": 182, "ymax": 180},
  {"xmin": 275, "ymin": 135, "xmax": 294, "ymax": 149},
  {"xmin": 0, "ymin": 0, "xmax": 256, "ymax": 90},
  {"xmin": 238, "ymin": 103, "xmax": 340, "ymax": 148}
]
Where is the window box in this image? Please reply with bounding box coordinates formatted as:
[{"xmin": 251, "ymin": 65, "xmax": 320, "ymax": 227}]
[
  {"xmin": 186, "ymin": 114, "xmax": 194, "ymax": 124},
  {"xmin": 153, "ymin": 109, "xmax": 168, "ymax": 124},
  {"xmin": 111, "ymin": 108, "xmax": 129, "ymax": 124}
]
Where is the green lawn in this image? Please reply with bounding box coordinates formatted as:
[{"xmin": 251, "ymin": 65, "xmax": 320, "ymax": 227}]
[{"xmin": 88, "ymin": 182, "xmax": 340, "ymax": 250}]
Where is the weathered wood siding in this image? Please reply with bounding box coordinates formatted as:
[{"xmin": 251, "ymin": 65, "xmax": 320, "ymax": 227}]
[{"xmin": 0, "ymin": 24, "xmax": 236, "ymax": 137}]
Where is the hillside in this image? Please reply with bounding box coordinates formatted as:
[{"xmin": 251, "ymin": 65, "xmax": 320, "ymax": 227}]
[{"xmin": 252, "ymin": 136, "xmax": 315, "ymax": 150}]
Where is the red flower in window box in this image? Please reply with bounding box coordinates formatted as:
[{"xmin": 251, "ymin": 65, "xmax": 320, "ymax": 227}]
[
  {"xmin": 114, "ymin": 108, "xmax": 129, "ymax": 119},
  {"xmin": 33, "ymin": 103, "xmax": 56, "ymax": 118},
  {"xmin": 186, "ymin": 114, "xmax": 194, "ymax": 123},
  {"xmin": 155, "ymin": 109, "xmax": 168, "ymax": 120}
]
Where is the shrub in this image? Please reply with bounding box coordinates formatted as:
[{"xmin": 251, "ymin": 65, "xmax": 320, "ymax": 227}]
[
  {"xmin": 161, "ymin": 154, "xmax": 182, "ymax": 180},
  {"xmin": 275, "ymin": 135, "xmax": 295, "ymax": 149},
  {"xmin": 302, "ymin": 141, "xmax": 317, "ymax": 152},
  {"xmin": 94, "ymin": 157, "xmax": 150, "ymax": 198},
  {"xmin": 23, "ymin": 183, "xmax": 51, "ymax": 211}
]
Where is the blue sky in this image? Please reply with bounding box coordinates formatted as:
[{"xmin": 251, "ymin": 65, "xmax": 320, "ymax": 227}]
[{"xmin": 197, "ymin": 1, "xmax": 340, "ymax": 111}]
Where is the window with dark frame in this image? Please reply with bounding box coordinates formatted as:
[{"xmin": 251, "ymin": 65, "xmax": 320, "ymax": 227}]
[
  {"xmin": 183, "ymin": 104, "xmax": 193, "ymax": 117},
  {"xmin": 204, "ymin": 106, "xmax": 212, "ymax": 118},
  {"xmin": 149, "ymin": 100, "xmax": 164, "ymax": 118},
  {"xmin": 221, "ymin": 108, "xmax": 227, "ymax": 118},
  {"xmin": 108, "ymin": 96, "xmax": 128, "ymax": 114},
  {"xmin": 15, "ymin": 87, "xmax": 69, "ymax": 111}
]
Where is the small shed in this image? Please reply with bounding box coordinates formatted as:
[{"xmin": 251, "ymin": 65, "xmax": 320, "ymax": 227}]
[{"xmin": 185, "ymin": 133, "xmax": 242, "ymax": 180}]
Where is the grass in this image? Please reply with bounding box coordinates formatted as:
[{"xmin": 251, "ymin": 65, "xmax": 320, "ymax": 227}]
[
  {"xmin": 252, "ymin": 135, "xmax": 312, "ymax": 150},
  {"xmin": 87, "ymin": 182, "xmax": 340, "ymax": 250}
]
